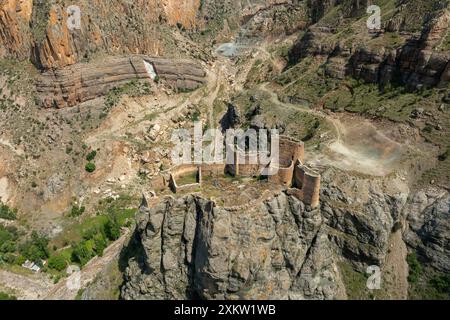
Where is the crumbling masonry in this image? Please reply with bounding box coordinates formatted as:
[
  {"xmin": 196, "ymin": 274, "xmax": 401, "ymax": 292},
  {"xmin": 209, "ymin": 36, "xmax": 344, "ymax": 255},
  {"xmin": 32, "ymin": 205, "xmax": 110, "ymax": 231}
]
[{"xmin": 167, "ymin": 136, "xmax": 321, "ymax": 208}]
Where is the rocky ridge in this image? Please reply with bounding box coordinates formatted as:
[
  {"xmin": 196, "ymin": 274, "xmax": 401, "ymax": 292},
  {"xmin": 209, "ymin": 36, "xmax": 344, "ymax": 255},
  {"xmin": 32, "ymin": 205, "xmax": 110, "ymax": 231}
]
[
  {"xmin": 120, "ymin": 166, "xmax": 446, "ymax": 300},
  {"xmin": 289, "ymin": 1, "xmax": 450, "ymax": 90},
  {"xmin": 121, "ymin": 192, "xmax": 347, "ymax": 300},
  {"xmin": 37, "ymin": 55, "xmax": 206, "ymax": 108},
  {"xmin": 0, "ymin": 0, "xmax": 204, "ymax": 69}
]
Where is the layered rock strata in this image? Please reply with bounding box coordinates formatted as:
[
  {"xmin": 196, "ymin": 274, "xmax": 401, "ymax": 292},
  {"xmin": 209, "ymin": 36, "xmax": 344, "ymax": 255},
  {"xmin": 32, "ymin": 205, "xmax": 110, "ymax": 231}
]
[{"xmin": 36, "ymin": 55, "xmax": 206, "ymax": 108}]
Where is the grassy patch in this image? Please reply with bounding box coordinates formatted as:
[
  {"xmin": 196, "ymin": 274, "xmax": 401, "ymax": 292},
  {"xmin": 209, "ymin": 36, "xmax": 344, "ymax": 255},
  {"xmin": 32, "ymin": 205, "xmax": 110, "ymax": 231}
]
[
  {"xmin": 101, "ymin": 79, "xmax": 152, "ymax": 117},
  {"xmin": 52, "ymin": 196, "xmax": 137, "ymax": 248},
  {"xmin": 409, "ymin": 267, "xmax": 450, "ymax": 300},
  {"xmin": 338, "ymin": 261, "xmax": 372, "ymax": 300},
  {"xmin": 406, "ymin": 252, "xmax": 422, "ymax": 283},
  {"xmin": 0, "ymin": 203, "xmax": 17, "ymax": 220},
  {"xmin": 0, "ymin": 292, "xmax": 17, "ymax": 300},
  {"xmin": 405, "ymin": 251, "xmax": 449, "ymax": 299},
  {"xmin": 176, "ymin": 171, "xmax": 199, "ymax": 186}
]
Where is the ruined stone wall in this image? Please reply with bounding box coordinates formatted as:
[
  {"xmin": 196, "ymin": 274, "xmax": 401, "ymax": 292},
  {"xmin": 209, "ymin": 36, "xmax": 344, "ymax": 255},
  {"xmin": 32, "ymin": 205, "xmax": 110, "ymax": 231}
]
[
  {"xmin": 268, "ymin": 160, "xmax": 295, "ymax": 187},
  {"xmin": 169, "ymin": 164, "xmax": 201, "ymax": 193},
  {"xmin": 238, "ymin": 163, "xmax": 266, "ymax": 176},
  {"xmin": 237, "ymin": 153, "xmax": 266, "ymax": 177},
  {"xmin": 290, "ymin": 161, "xmax": 321, "ymax": 208},
  {"xmin": 279, "ymin": 136, "xmax": 305, "ymax": 166},
  {"xmin": 149, "ymin": 175, "xmax": 167, "ymax": 192},
  {"xmin": 268, "ymin": 137, "xmax": 306, "ymax": 188},
  {"xmin": 165, "ymin": 137, "xmax": 320, "ymax": 206},
  {"xmin": 200, "ymin": 163, "xmax": 226, "ymax": 176}
]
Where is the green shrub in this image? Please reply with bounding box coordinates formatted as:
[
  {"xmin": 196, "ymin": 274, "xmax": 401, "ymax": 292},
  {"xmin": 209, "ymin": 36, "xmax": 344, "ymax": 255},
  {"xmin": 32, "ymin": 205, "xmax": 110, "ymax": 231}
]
[
  {"xmin": 86, "ymin": 150, "xmax": 97, "ymax": 161},
  {"xmin": 71, "ymin": 241, "xmax": 95, "ymax": 267},
  {"xmin": 438, "ymin": 148, "xmax": 450, "ymax": 161},
  {"xmin": 0, "ymin": 226, "xmax": 18, "ymax": 246},
  {"xmin": 70, "ymin": 205, "xmax": 86, "ymax": 217},
  {"xmin": 0, "ymin": 203, "xmax": 17, "ymax": 220},
  {"xmin": 423, "ymin": 124, "xmax": 433, "ymax": 134},
  {"xmin": 0, "ymin": 292, "xmax": 17, "ymax": 300},
  {"xmin": 82, "ymin": 227, "xmax": 98, "ymax": 241},
  {"xmin": 85, "ymin": 162, "xmax": 96, "ymax": 173},
  {"xmin": 19, "ymin": 231, "xmax": 49, "ymax": 263},
  {"xmin": 407, "ymin": 252, "xmax": 422, "ymax": 283},
  {"xmin": 430, "ymin": 274, "xmax": 450, "ymax": 294},
  {"xmin": 48, "ymin": 254, "xmax": 67, "ymax": 271},
  {"xmin": 53, "ymin": 275, "xmax": 61, "ymax": 284},
  {"xmin": 16, "ymin": 255, "xmax": 26, "ymax": 266},
  {"xmin": 2, "ymin": 252, "xmax": 18, "ymax": 264},
  {"xmin": 0, "ymin": 240, "xmax": 16, "ymax": 254},
  {"xmin": 104, "ymin": 215, "xmax": 121, "ymax": 241}
]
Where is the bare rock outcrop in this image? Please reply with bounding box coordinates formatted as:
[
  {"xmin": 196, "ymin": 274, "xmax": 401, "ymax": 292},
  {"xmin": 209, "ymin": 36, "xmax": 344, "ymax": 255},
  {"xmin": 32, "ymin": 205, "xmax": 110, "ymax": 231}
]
[
  {"xmin": 404, "ymin": 187, "xmax": 450, "ymax": 273},
  {"xmin": 121, "ymin": 193, "xmax": 347, "ymax": 300},
  {"xmin": 289, "ymin": 2, "xmax": 450, "ymax": 91},
  {"xmin": 1, "ymin": 0, "xmax": 203, "ymax": 69},
  {"xmin": 0, "ymin": 0, "xmax": 33, "ymax": 60},
  {"xmin": 220, "ymin": 102, "xmax": 242, "ymax": 130},
  {"xmin": 319, "ymin": 169, "xmax": 409, "ymax": 266},
  {"xmin": 120, "ymin": 168, "xmax": 411, "ymax": 300},
  {"xmin": 36, "ymin": 55, "xmax": 206, "ymax": 108}
]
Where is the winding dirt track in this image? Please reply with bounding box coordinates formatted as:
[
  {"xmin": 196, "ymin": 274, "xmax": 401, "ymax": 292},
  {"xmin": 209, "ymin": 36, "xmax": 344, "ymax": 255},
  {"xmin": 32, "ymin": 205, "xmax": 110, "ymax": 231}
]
[
  {"xmin": 259, "ymin": 82, "xmax": 344, "ymax": 143},
  {"xmin": 0, "ymin": 269, "xmax": 53, "ymax": 300},
  {"xmin": 257, "ymin": 81, "xmax": 403, "ymax": 176}
]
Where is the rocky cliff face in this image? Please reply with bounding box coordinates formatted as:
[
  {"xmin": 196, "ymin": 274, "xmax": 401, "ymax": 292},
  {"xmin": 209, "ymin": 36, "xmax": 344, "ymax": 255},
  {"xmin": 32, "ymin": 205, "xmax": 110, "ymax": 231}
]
[
  {"xmin": 37, "ymin": 55, "xmax": 206, "ymax": 108},
  {"xmin": 0, "ymin": 0, "xmax": 33, "ymax": 59},
  {"xmin": 121, "ymin": 192, "xmax": 347, "ymax": 300},
  {"xmin": 0, "ymin": 0, "xmax": 203, "ymax": 69},
  {"xmin": 289, "ymin": 0, "xmax": 450, "ymax": 90},
  {"xmin": 404, "ymin": 187, "xmax": 450, "ymax": 273},
  {"xmin": 120, "ymin": 166, "xmax": 418, "ymax": 300}
]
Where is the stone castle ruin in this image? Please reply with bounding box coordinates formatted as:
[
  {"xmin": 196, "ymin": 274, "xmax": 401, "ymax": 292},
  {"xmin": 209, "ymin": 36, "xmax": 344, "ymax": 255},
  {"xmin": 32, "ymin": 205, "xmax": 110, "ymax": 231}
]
[{"xmin": 166, "ymin": 136, "xmax": 321, "ymax": 208}]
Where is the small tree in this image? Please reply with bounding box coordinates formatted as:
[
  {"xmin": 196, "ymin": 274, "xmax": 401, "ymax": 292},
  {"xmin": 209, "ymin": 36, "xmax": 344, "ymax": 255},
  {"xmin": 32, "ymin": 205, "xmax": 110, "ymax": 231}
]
[
  {"xmin": 93, "ymin": 233, "xmax": 107, "ymax": 257},
  {"xmin": 85, "ymin": 162, "xmax": 96, "ymax": 173},
  {"xmin": 19, "ymin": 231, "xmax": 49, "ymax": 262},
  {"xmin": 407, "ymin": 253, "xmax": 422, "ymax": 283},
  {"xmin": 48, "ymin": 254, "xmax": 67, "ymax": 271},
  {"xmin": 70, "ymin": 205, "xmax": 85, "ymax": 217},
  {"xmin": 86, "ymin": 150, "xmax": 97, "ymax": 161},
  {"xmin": 71, "ymin": 241, "xmax": 94, "ymax": 267},
  {"xmin": 104, "ymin": 215, "xmax": 121, "ymax": 241},
  {"xmin": 430, "ymin": 274, "xmax": 450, "ymax": 294}
]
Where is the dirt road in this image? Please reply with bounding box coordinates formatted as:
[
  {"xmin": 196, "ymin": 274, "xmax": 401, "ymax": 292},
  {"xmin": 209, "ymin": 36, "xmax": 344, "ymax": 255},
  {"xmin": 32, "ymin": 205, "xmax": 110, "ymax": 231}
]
[{"xmin": 0, "ymin": 269, "xmax": 53, "ymax": 300}]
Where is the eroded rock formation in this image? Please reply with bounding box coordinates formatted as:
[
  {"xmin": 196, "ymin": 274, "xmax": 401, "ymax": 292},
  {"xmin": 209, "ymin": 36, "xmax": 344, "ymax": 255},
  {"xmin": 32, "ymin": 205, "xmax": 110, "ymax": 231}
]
[
  {"xmin": 36, "ymin": 55, "xmax": 206, "ymax": 108},
  {"xmin": 121, "ymin": 193, "xmax": 347, "ymax": 300},
  {"xmin": 0, "ymin": 0, "xmax": 203, "ymax": 69},
  {"xmin": 289, "ymin": 1, "xmax": 450, "ymax": 90},
  {"xmin": 404, "ymin": 187, "xmax": 450, "ymax": 273},
  {"xmin": 121, "ymin": 167, "xmax": 418, "ymax": 300},
  {"xmin": 0, "ymin": 0, "xmax": 33, "ymax": 60}
]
